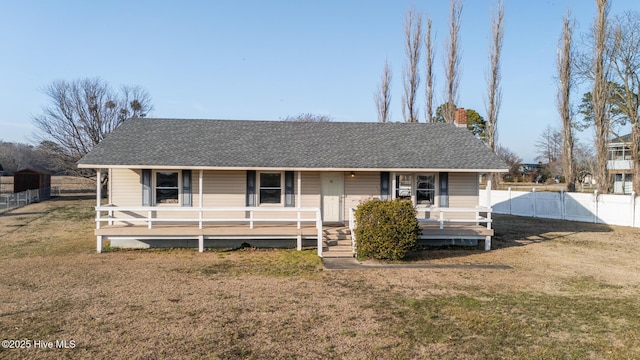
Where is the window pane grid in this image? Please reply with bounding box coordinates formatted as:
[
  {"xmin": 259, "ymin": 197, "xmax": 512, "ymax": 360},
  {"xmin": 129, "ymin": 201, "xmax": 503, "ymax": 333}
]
[
  {"xmin": 259, "ymin": 173, "xmax": 282, "ymax": 204},
  {"xmin": 156, "ymin": 172, "xmax": 179, "ymax": 204}
]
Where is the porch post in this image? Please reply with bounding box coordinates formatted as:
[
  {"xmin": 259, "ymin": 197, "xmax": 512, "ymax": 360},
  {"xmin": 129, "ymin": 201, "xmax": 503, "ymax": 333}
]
[
  {"xmin": 96, "ymin": 169, "xmax": 101, "ymax": 208},
  {"xmin": 198, "ymin": 235, "xmax": 204, "ymax": 253},
  {"xmin": 199, "ymin": 170, "xmax": 203, "ymax": 230},
  {"xmin": 391, "ymin": 172, "xmax": 396, "ymax": 199},
  {"xmin": 96, "ymin": 169, "xmax": 102, "ymax": 253},
  {"xmin": 297, "ymin": 171, "xmax": 301, "ymax": 207},
  {"xmin": 199, "ymin": 170, "xmax": 203, "ymax": 206},
  {"xmin": 485, "ymin": 211, "xmax": 492, "ymax": 251},
  {"xmin": 297, "ymin": 171, "xmax": 302, "ymax": 230}
]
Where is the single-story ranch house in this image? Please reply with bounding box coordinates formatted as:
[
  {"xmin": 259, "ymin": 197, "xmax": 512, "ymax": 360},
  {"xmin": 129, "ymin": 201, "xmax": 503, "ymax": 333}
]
[{"xmin": 78, "ymin": 114, "xmax": 507, "ymax": 257}]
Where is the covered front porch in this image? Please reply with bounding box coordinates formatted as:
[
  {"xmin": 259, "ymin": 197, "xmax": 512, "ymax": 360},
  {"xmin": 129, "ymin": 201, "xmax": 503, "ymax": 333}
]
[
  {"xmin": 93, "ymin": 169, "xmax": 495, "ymax": 256},
  {"xmin": 95, "ymin": 204, "xmax": 494, "ymax": 256}
]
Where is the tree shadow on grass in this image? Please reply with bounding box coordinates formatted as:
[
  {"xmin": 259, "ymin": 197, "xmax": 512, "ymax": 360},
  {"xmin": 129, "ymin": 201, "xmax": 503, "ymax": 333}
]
[{"xmin": 405, "ymin": 214, "xmax": 615, "ymax": 262}]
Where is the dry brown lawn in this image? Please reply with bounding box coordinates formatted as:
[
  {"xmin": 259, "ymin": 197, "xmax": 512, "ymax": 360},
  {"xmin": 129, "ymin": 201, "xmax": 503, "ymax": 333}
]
[{"xmin": 0, "ymin": 196, "xmax": 639, "ymax": 359}]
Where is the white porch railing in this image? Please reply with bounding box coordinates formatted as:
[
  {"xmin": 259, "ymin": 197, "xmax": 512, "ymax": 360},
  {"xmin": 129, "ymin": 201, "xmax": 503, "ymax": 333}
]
[
  {"xmin": 348, "ymin": 207, "xmax": 357, "ymax": 256},
  {"xmin": 416, "ymin": 206, "xmax": 493, "ymax": 228},
  {"xmin": 95, "ymin": 206, "xmax": 323, "ymax": 255},
  {"xmin": 607, "ymin": 159, "xmax": 634, "ymax": 170},
  {"xmin": 349, "ymin": 206, "xmax": 494, "ymax": 252}
]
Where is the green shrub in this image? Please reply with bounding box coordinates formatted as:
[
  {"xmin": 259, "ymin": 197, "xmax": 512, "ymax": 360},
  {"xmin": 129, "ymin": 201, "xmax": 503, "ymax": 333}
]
[{"xmin": 354, "ymin": 198, "xmax": 421, "ymax": 261}]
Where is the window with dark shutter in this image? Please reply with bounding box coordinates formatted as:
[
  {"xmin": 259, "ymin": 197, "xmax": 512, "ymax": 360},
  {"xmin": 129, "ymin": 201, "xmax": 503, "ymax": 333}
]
[
  {"xmin": 141, "ymin": 169, "xmax": 152, "ymax": 206},
  {"xmin": 380, "ymin": 172, "xmax": 390, "ymax": 200},
  {"xmin": 439, "ymin": 172, "xmax": 449, "ymax": 207},
  {"xmin": 284, "ymin": 171, "xmax": 294, "ymax": 207},
  {"xmin": 246, "ymin": 170, "xmax": 256, "ymax": 207},
  {"xmin": 182, "ymin": 170, "xmax": 192, "ymax": 207}
]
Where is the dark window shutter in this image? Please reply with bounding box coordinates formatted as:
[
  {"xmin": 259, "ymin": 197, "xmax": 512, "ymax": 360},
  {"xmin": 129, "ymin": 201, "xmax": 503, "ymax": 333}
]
[
  {"xmin": 246, "ymin": 170, "xmax": 256, "ymax": 207},
  {"xmin": 141, "ymin": 169, "xmax": 152, "ymax": 206},
  {"xmin": 182, "ymin": 170, "xmax": 192, "ymax": 207},
  {"xmin": 439, "ymin": 172, "xmax": 449, "ymax": 208},
  {"xmin": 380, "ymin": 172, "xmax": 390, "ymax": 200},
  {"xmin": 285, "ymin": 171, "xmax": 295, "ymax": 207}
]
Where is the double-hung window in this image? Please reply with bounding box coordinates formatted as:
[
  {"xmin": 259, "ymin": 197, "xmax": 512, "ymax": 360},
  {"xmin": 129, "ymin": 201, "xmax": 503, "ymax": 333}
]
[
  {"xmin": 259, "ymin": 172, "xmax": 282, "ymax": 204},
  {"xmin": 416, "ymin": 174, "xmax": 435, "ymax": 205},
  {"xmin": 395, "ymin": 174, "xmax": 412, "ymax": 200},
  {"xmin": 155, "ymin": 171, "xmax": 179, "ymax": 204}
]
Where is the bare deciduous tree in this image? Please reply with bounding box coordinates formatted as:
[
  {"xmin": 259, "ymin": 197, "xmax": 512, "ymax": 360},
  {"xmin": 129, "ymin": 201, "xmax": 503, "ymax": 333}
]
[
  {"xmin": 443, "ymin": 0, "xmax": 463, "ymax": 124},
  {"xmin": 535, "ymin": 125, "xmax": 564, "ymax": 165},
  {"xmin": 281, "ymin": 113, "xmax": 333, "ymax": 122},
  {"xmin": 485, "ymin": 0, "xmax": 503, "ymax": 189},
  {"xmin": 401, "ymin": 6, "xmax": 422, "ymax": 123},
  {"xmin": 495, "ymin": 145, "xmax": 522, "ymax": 182},
  {"xmin": 32, "ymin": 78, "xmax": 153, "ymax": 161},
  {"xmin": 592, "ymin": 0, "xmax": 611, "ymax": 193},
  {"xmin": 374, "ymin": 60, "xmax": 392, "ymax": 123},
  {"xmin": 609, "ymin": 11, "xmax": 640, "ymax": 192},
  {"xmin": 558, "ymin": 12, "xmax": 576, "ymax": 191},
  {"xmin": 485, "ymin": 0, "xmax": 503, "ymax": 151},
  {"xmin": 425, "ymin": 15, "xmax": 436, "ymax": 123}
]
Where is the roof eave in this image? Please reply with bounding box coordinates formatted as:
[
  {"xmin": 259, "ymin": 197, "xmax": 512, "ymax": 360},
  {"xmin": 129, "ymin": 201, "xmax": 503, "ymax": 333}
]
[{"xmin": 77, "ymin": 163, "xmax": 508, "ymax": 173}]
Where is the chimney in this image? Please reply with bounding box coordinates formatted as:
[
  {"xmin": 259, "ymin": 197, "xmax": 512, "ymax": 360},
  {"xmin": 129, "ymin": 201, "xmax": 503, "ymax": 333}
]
[{"xmin": 454, "ymin": 108, "xmax": 467, "ymax": 127}]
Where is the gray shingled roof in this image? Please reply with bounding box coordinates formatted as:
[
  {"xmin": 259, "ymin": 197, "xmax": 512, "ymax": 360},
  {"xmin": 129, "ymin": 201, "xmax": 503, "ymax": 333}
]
[{"xmin": 77, "ymin": 118, "xmax": 508, "ymax": 171}]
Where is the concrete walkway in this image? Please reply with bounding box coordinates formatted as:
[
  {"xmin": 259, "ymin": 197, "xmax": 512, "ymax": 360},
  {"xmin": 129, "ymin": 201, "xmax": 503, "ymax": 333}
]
[{"xmin": 323, "ymin": 257, "xmax": 512, "ymax": 270}]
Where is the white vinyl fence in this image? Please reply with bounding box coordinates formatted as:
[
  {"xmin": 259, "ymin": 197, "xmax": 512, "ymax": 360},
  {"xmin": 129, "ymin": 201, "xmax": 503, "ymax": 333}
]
[{"xmin": 480, "ymin": 188, "xmax": 639, "ymax": 228}]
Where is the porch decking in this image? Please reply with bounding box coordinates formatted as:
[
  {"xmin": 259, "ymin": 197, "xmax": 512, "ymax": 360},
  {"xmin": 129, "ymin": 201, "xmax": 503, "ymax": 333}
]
[
  {"xmin": 95, "ymin": 223, "xmax": 318, "ymax": 237},
  {"xmin": 96, "ymin": 222, "xmax": 492, "ymax": 256},
  {"xmin": 94, "ymin": 205, "xmax": 494, "ymax": 256}
]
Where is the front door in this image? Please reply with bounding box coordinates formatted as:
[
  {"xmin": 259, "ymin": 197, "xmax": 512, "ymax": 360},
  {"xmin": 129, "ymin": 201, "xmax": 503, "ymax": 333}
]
[{"xmin": 321, "ymin": 172, "xmax": 344, "ymax": 223}]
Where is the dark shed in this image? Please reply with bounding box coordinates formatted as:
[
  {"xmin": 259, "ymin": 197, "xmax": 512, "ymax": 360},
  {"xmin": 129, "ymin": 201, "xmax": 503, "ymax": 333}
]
[{"xmin": 13, "ymin": 168, "xmax": 51, "ymax": 199}]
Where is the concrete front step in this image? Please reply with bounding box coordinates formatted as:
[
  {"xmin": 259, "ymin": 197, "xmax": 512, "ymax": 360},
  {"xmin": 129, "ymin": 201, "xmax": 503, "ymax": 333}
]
[
  {"xmin": 323, "ymin": 226, "xmax": 354, "ymax": 258},
  {"xmin": 323, "ymin": 243, "xmax": 354, "ymax": 258},
  {"xmin": 324, "ymin": 234, "xmax": 351, "ymax": 240},
  {"xmin": 323, "ymin": 251, "xmax": 355, "ymax": 258},
  {"xmin": 324, "ymin": 239, "xmax": 353, "ymax": 246}
]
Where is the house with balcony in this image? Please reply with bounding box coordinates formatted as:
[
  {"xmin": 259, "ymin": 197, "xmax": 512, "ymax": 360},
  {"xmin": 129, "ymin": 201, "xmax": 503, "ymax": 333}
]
[
  {"xmin": 608, "ymin": 134, "xmax": 634, "ymax": 194},
  {"xmin": 78, "ymin": 115, "xmax": 507, "ymax": 257}
]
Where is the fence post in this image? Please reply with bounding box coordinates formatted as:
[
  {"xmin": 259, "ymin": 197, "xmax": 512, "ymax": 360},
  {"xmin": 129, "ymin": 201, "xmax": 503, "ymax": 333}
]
[
  {"xmin": 631, "ymin": 191, "xmax": 636, "ymax": 228},
  {"xmin": 508, "ymin": 187, "xmax": 512, "ymax": 215},
  {"xmin": 560, "ymin": 189, "xmax": 565, "ymax": 220},
  {"xmin": 594, "ymin": 190, "xmax": 599, "ymax": 224}
]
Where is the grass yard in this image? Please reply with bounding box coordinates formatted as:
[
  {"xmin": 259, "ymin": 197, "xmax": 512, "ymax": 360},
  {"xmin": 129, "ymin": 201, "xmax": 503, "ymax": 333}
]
[{"xmin": 0, "ymin": 196, "xmax": 639, "ymax": 359}]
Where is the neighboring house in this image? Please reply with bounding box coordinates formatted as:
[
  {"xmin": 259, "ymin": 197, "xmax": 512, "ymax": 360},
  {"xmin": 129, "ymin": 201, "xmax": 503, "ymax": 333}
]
[
  {"xmin": 518, "ymin": 163, "xmax": 542, "ymax": 182},
  {"xmin": 607, "ymin": 134, "xmax": 634, "ymax": 194},
  {"xmin": 78, "ymin": 118, "xmax": 508, "ymax": 257}
]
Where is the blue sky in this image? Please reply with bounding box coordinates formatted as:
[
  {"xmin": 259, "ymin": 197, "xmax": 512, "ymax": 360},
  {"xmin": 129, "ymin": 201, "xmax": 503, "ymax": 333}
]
[{"xmin": 1, "ymin": 0, "xmax": 639, "ymax": 162}]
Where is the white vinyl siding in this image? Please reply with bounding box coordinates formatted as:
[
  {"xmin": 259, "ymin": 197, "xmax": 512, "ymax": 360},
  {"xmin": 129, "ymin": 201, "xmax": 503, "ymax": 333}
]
[
  {"xmin": 107, "ymin": 169, "xmax": 481, "ymax": 223},
  {"xmin": 448, "ymin": 172, "xmax": 479, "ymax": 220},
  {"xmin": 300, "ymin": 172, "xmax": 321, "ymax": 208},
  {"xmin": 111, "ymin": 168, "xmax": 141, "ymax": 206},
  {"xmin": 449, "ymin": 173, "xmax": 479, "ymax": 207},
  {"xmin": 201, "ymin": 171, "xmax": 246, "ymax": 220},
  {"xmin": 344, "ymin": 172, "xmax": 380, "ymax": 218}
]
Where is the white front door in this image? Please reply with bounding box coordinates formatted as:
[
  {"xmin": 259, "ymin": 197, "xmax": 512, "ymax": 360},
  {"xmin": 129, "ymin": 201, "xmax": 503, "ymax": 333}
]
[{"xmin": 321, "ymin": 172, "xmax": 344, "ymax": 223}]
